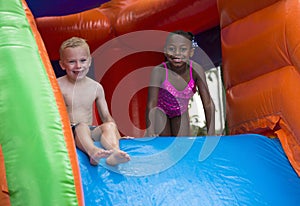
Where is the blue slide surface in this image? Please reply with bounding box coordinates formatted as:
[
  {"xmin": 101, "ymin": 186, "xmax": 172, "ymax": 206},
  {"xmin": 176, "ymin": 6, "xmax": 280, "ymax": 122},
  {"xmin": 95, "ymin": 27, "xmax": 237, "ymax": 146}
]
[{"xmin": 77, "ymin": 134, "xmax": 300, "ymax": 205}]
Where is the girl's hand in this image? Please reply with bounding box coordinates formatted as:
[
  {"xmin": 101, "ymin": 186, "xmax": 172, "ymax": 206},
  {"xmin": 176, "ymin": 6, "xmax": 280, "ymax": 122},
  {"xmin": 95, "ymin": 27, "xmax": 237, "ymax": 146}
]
[
  {"xmin": 121, "ymin": 136, "xmax": 134, "ymax": 139},
  {"xmin": 145, "ymin": 130, "xmax": 158, "ymax": 137}
]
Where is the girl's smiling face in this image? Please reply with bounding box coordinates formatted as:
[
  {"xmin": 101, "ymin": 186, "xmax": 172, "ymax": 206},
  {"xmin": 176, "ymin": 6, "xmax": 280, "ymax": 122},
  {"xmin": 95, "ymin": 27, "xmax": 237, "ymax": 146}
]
[
  {"xmin": 164, "ymin": 34, "xmax": 194, "ymax": 68},
  {"xmin": 59, "ymin": 46, "xmax": 91, "ymax": 82}
]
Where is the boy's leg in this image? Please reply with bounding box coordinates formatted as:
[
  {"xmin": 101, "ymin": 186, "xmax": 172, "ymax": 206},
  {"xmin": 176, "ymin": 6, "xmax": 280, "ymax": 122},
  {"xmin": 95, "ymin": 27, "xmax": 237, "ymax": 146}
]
[
  {"xmin": 92, "ymin": 122, "xmax": 121, "ymax": 149},
  {"xmin": 92, "ymin": 122, "xmax": 130, "ymax": 166},
  {"xmin": 74, "ymin": 123, "xmax": 112, "ymax": 165}
]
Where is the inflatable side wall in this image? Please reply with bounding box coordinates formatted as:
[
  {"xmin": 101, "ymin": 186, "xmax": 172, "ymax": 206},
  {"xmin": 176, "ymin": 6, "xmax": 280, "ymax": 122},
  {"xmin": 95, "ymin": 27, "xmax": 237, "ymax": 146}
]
[
  {"xmin": 218, "ymin": 0, "xmax": 300, "ymax": 175},
  {"xmin": 0, "ymin": 0, "xmax": 83, "ymax": 205}
]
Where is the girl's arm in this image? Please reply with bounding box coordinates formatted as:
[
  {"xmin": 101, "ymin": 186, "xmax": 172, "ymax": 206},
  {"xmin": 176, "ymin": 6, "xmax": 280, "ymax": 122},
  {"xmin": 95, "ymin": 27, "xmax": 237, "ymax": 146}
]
[
  {"xmin": 145, "ymin": 66, "xmax": 163, "ymax": 136},
  {"xmin": 193, "ymin": 62, "xmax": 215, "ymax": 136}
]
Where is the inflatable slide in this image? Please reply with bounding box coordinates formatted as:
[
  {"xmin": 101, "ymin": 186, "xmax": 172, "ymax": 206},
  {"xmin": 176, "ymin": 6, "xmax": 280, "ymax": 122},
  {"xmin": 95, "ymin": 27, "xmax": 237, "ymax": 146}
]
[{"xmin": 0, "ymin": 0, "xmax": 300, "ymax": 205}]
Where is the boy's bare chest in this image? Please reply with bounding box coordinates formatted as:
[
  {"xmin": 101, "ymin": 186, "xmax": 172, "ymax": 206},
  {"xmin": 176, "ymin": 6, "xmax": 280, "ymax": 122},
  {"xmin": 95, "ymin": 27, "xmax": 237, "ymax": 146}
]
[{"xmin": 62, "ymin": 87, "xmax": 96, "ymax": 108}]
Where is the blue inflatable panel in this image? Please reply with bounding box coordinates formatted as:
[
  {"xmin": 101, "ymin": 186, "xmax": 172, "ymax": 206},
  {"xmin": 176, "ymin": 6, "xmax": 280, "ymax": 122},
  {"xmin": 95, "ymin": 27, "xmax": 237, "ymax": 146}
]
[
  {"xmin": 26, "ymin": 0, "xmax": 109, "ymax": 17},
  {"xmin": 77, "ymin": 134, "xmax": 300, "ymax": 205}
]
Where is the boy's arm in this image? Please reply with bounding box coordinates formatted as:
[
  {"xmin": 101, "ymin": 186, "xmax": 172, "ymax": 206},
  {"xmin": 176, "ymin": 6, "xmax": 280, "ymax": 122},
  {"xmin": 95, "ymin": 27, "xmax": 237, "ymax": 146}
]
[{"xmin": 95, "ymin": 83, "xmax": 115, "ymax": 123}]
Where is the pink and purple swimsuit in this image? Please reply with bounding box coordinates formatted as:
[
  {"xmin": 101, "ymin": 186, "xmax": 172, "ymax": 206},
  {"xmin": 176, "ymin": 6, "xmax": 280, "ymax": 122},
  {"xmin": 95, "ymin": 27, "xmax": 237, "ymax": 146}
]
[{"xmin": 157, "ymin": 61, "xmax": 196, "ymax": 118}]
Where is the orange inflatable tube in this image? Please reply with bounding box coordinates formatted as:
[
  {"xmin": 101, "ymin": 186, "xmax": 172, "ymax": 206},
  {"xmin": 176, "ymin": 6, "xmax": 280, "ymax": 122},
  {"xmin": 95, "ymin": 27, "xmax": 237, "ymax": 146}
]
[{"xmin": 219, "ymin": 0, "xmax": 300, "ymax": 175}]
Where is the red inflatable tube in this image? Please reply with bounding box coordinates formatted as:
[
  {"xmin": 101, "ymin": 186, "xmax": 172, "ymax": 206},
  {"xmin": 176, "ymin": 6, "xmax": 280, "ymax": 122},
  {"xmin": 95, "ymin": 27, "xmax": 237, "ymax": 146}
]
[{"xmin": 36, "ymin": 0, "xmax": 219, "ymax": 60}]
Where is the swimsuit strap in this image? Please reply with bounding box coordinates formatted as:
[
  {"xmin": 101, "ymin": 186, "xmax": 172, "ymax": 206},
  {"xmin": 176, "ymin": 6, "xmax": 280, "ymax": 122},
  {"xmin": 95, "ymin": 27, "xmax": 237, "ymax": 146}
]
[
  {"xmin": 162, "ymin": 62, "xmax": 168, "ymax": 79},
  {"xmin": 189, "ymin": 60, "xmax": 193, "ymax": 79},
  {"xmin": 188, "ymin": 60, "xmax": 196, "ymax": 92}
]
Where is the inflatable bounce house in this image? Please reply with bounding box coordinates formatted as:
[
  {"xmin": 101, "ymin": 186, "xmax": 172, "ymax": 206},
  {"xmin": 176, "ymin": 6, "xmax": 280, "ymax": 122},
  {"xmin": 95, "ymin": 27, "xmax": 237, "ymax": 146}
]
[{"xmin": 1, "ymin": 0, "xmax": 300, "ymax": 205}]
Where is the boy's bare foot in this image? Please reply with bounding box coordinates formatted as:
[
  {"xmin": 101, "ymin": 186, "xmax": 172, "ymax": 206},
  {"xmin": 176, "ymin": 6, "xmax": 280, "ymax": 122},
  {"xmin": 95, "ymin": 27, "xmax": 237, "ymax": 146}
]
[
  {"xmin": 106, "ymin": 150, "xmax": 130, "ymax": 166},
  {"xmin": 89, "ymin": 148, "xmax": 113, "ymax": 165}
]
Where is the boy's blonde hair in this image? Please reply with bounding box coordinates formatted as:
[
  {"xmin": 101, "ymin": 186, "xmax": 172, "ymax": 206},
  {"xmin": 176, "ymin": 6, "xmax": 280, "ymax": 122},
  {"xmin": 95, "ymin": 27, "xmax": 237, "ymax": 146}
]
[{"xmin": 59, "ymin": 37, "xmax": 90, "ymax": 59}]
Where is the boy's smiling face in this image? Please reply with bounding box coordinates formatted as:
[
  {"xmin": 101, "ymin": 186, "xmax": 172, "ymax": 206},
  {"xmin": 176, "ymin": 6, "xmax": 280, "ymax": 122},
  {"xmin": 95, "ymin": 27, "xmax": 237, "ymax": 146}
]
[{"xmin": 59, "ymin": 46, "xmax": 91, "ymax": 82}]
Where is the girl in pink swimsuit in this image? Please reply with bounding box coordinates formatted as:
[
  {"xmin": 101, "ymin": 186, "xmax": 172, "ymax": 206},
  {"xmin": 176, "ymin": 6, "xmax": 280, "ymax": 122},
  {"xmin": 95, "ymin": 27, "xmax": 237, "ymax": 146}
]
[{"xmin": 146, "ymin": 30, "xmax": 215, "ymax": 137}]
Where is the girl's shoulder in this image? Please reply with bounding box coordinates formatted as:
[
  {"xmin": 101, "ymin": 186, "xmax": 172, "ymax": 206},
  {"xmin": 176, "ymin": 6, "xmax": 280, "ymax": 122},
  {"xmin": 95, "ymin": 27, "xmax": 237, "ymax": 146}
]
[
  {"xmin": 150, "ymin": 63, "xmax": 166, "ymax": 84},
  {"xmin": 152, "ymin": 63, "xmax": 166, "ymax": 75},
  {"xmin": 190, "ymin": 60, "xmax": 206, "ymax": 84},
  {"xmin": 190, "ymin": 60, "xmax": 204, "ymax": 71},
  {"xmin": 155, "ymin": 62, "xmax": 166, "ymax": 69},
  {"xmin": 191, "ymin": 60, "xmax": 205, "ymax": 74}
]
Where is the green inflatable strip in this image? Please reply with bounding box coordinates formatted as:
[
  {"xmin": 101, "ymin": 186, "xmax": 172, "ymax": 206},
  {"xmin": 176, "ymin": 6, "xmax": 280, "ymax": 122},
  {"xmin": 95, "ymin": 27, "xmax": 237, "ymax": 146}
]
[{"xmin": 0, "ymin": 0, "xmax": 78, "ymax": 205}]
